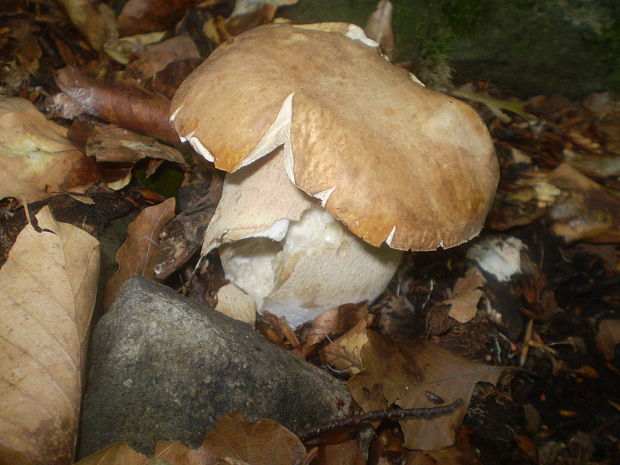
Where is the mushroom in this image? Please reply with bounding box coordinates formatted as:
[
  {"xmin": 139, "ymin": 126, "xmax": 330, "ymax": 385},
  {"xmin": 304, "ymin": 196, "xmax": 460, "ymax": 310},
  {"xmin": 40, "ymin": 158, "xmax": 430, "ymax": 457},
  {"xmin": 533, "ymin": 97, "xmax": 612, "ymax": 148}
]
[{"xmin": 170, "ymin": 23, "xmax": 499, "ymax": 327}]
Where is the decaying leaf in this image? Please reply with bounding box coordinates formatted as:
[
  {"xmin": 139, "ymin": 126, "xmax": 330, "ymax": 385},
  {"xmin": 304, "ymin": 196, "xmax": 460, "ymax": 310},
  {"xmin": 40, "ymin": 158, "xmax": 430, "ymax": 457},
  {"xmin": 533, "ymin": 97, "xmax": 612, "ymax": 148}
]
[
  {"xmin": 118, "ymin": 0, "xmax": 202, "ymax": 37},
  {"xmin": 104, "ymin": 31, "xmax": 167, "ymax": 65},
  {"xmin": 303, "ymin": 302, "xmax": 368, "ymax": 354},
  {"xmin": 0, "ymin": 97, "xmax": 99, "ymax": 202},
  {"xmin": 595, "ymin": 319, "xmax": 620, "ymax": 362},
  {"xmin": 320, "ymin": 319, "xmax": 368, "ymax": 376},
  {"xmin": 226, "ymin": 0, "xmax": 297, "ymax": 35},
  {"xmin": 364, "ymin": 0, "xmax": 394, "ymax": 58},
  {"xmin": 445, "ymin": 267, "xmax": 484, "ymax": 324},
  {"xmin": 54, "ymin": 67, "xmax": 179, "ymax": 145},
  {"xmin": 453, "ymin": 88, "xmax": 530, "ymax": 123},
  {"xmin": 74, "ymin": 442, "xmax": 149, "ymax": 465},
  {"xmin": 125, "ymin": 35, "xmax": 200, "ymax": 80},
  {"xmin": 347, "ymin": 332, "xmax": 503, "ymax": 450},
  {"xmin": 200, "ymin": 411, "xmax": 306, "ymax": 465},
  {"xmin": 104, "ymin": 198, "xmax": 176, "ymax": 310},
  {"xmin": 544, "ymin": 163, "xmax": 620, "ymax": 243},
  {"xmin": 57, "ymin": 0, "xmax": 117, "ymax": 52},
  {"xmin": 85, "ymin": 125, "xmax": 186, "ymax": 165},
  {"xmin": 0, "ymin": 206, "xmax": 99, "ymax": 465}
]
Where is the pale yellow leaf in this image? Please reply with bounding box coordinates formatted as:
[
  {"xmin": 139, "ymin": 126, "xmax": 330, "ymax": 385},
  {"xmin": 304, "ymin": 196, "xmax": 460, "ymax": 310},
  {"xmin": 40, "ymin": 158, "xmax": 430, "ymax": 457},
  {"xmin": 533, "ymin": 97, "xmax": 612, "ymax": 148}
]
[{"xmin": 0, "ymin": 206, "xmax": 99, "ymax": 465}]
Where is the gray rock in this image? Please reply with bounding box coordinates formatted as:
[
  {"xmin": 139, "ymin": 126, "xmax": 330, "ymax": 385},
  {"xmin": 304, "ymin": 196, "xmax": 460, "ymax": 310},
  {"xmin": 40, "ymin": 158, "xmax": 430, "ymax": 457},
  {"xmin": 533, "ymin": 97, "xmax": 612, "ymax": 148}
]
[{"xmin": 78, "ymin": 276, "xmax": 351, "ymax": 458}]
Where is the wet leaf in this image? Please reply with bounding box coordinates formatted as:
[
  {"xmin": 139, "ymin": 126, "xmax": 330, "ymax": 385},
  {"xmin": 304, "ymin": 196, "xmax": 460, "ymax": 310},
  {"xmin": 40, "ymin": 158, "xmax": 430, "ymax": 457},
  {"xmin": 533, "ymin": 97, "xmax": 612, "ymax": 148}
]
[
  {"xmin": 0, "ymin": 206, "xmax": 99, "ymax": 465},
  {"xmin": 348, "ymin": 332, "xmax": 502, "ymax": 450},
  {"xmin": 454, "ymin": 88, "xmax": 529, "ymax": 123},
  {"xmin": 104, "ymin": 198, "xmax": 176, "ymax": 310}
]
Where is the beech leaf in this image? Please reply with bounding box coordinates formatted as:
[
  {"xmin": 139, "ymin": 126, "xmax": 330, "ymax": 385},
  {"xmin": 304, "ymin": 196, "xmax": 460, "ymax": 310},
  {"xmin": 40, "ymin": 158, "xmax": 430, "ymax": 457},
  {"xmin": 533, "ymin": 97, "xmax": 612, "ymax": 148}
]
[
  {"xmin": 104, "ymin": 198, "xmax": 176, "ymax": 310},
  {"xmin": 0, "ymin": 206, "xmax": 99, "ymax": 465},
  {"xmin": 348, "ymin": 332, "xmax": 503, "ymax": 450}
]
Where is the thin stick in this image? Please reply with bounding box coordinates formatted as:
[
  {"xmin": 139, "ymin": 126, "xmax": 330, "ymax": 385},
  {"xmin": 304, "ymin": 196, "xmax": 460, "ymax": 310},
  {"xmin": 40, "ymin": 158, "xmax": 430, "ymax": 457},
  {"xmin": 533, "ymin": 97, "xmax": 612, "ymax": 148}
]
[{"xmin": 295, "ymin": 398, "xmax": 463, "ymax": 442}]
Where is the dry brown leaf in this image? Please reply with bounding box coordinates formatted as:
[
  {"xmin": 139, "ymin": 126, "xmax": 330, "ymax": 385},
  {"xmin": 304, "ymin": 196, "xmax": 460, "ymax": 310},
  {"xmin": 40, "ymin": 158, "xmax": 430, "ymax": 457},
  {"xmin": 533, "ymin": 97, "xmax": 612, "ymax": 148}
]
[
  {"xmin": 544, "ymin": 163, "xmax": 620, "ymax": 243},
  {"xmin": 118, "ymin": 0, "xmax": 202, "ymax": 37},
  {"xmin": 405, "ymin": 429, "xmax": 483, "ymax": 464},
  {"xmin": 303, "ymin": 302, "xmax": 368, "ymax": 353},
  {"xmin": 595, "ymin": 319, "xmax": 620, "ymax": 362},
  {"xmin": 199, "ymin": 411, "xmax": 307, "ymax": 465},
  {"xmin": 445, "ymin": 267, "xmax": 484, "ymax": 324},
  {"xmin": 85, "ymin": 125, "xmax": 186, "ymax": 165},
  {"xmin": 364, "ymin": 0, "xmax": 394, "ymax": 58},
  {"xmin": 0, "ymin": 206, "xmax": 99, "ymax": 465},
  {"xmin": 319, "ymin": 319, "xmax": 368, "ymax": 376},
  {"xmin": 313, "ymin": 441, "xmax": 366, "ymax": 465},
  {"xmin": 74, "ymin": 442, "xmax": 149, "ymax": 465},
  {"xmin": 348, "ymin": 332, "xmax": 502, "ymax": 450},
  {"xmin": 0, "ymin": 97, "xmax": 99, "ymax": 202},
  {"xmin": 154, "ymin": 441, "xmax": 214, "ymax": 465},
  {"xmin": 57, "ymin": 0, "xmax": 117, "ymax": 51},
  {"xmin": 54, "ymin": 67, "xmax": 179, "ymax": 146},
  {"xmin": 125, "ymin": 35, "xmax": 200, "ymax": 80},
  {"xmin": 104, "ymin": 198, "xmax": 176, "ymax": 310}
]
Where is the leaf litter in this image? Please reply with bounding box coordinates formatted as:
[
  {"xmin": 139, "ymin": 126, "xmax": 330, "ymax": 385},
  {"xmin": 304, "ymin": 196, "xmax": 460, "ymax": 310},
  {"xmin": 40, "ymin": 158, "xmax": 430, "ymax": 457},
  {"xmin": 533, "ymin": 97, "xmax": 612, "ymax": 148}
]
[{"xmin": 0, "ymin": 0, "xmax": 619, "ymax": 464}]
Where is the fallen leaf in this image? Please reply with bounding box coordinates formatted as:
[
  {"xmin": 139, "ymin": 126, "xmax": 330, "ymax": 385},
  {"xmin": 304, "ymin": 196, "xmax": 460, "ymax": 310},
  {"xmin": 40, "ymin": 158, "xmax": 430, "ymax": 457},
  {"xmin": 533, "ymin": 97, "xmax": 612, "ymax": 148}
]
[
  {"xmin": 118, "ymin": 0, "xmax": 202, "ymax": 37},
  {"xmin": 104, "ymin": 198, "xmax": 176, "ymax": 310},
  {"xmin": 302, "ymin": 302, "xmax": 368, "ymax": 354},
  {"xmin": 85, "ymin": 125, "xmax": 186, "ymax": 165},
  {"xmin": 74, "ymin": 442, "xmax": 149, "ymax": 465},
  {"xmin": 313, "ymin": 440, "xmax": 366, "ymax": 465},
  {"xmin": 0, "ymin": 97, "xmax": 99, "ymax": 202},
  {"xmin": 348, "ymin": 332, "xmax": 503, "ymax": 450},
  {"xmin": 57, "ymin": 0, "xmax": 117, "ymax": 52},
  {"xmin": 406, "ymin": 428, "xmax": 484, "ymax": 464},
  {"xmin": 54, "ymin": 67, "xmax": 179, "ymax": 146},
  {"xmin": 364, "ymin": 0, "xmax": 394, "ymax": 58},
  {"xmin": 199, "ymin": 411, "xmax": 307, "ymax": 465},
  {"xmin": 595, "ymin": 319, "xmax": 620, "ymax": 362},
  {"xmin": 0, "ymin": 206, "xmax": 99, "ymax": 465},
  {"xmin": 125, "ymin": 35, "xmax": 200, "ymax": 80},
  {"xmin": 544, "ymin": 163, "xmax": 620, "ymax": 243},
  {"xmin": 320, "ymin": 319, "xmax": 368, "ymax": 376},
  {"xmin": 445, "ymin": 267, "xmax": 484, "ymax": 324},
  {"xmin": 453, "ymin": 88, "xmax": 530, "ymax": 123},
  {"xmin": 104, "ymin": 31, "xmax": 167, "ymax": 65}
]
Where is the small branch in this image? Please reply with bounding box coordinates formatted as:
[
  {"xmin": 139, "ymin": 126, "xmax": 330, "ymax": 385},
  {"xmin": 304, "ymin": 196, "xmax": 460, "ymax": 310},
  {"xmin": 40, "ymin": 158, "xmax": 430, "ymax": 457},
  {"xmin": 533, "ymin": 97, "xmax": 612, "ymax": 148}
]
[{"xmin": 295, "ymin": 398, "xmax": 463, "ymax": 442}]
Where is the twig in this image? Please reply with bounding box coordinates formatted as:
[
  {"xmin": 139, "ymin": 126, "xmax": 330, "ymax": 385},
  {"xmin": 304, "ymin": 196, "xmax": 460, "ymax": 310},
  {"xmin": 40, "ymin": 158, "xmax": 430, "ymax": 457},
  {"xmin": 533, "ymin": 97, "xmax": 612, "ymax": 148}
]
[{"xmin": 295, "ymin": 398, "xmax": 463, "ymax": 442}]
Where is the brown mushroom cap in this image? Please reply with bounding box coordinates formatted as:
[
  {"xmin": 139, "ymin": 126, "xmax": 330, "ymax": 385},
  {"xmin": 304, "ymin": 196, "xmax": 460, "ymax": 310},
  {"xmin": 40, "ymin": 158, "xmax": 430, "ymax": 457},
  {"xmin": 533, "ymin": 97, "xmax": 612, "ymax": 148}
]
[{"xmin": 171, "ymin": 23, "xmax": 498, "ymax": 251}]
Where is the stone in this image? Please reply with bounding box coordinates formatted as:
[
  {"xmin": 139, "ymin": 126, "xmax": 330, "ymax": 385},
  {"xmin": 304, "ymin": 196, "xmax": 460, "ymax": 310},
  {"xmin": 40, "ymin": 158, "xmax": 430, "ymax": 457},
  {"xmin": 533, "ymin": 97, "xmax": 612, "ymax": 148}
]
[{"xmin": 78, "ymin": 276, "xmax": 351, "ymax": 458}]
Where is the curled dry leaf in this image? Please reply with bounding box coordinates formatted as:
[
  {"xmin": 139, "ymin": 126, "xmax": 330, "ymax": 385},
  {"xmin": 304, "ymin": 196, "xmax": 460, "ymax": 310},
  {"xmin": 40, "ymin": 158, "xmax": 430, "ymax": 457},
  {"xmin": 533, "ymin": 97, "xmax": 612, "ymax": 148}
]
[
  {"xmin": 0, "ymin": 206, "xmax": 99, "ymax": 465},
  {"xmin": 0, "ymin": 97, "xmax": 99, "ymax": 202},
  {"xmin": 54, "ymin": 67, "xmax": 179, "ymax": 145},
  {"xmin": 303, "ymin": 302, "xmax": 368, "ymax": 354},
  {"xmin": 104, "ymin": 198, "xmax": 176, "ymax": 310},
  {"xmin": 445, "ymin": 267, "xmax": 484, "ymax": 324},
  {"xmin": 347, "ymin": 332, "xmax": 503, "ymax": 450},
  {"xmin": 85, "ymin": 125, "xmax": 186, "ymax": 165},
  {"xmin": 118, "ymin": 0, "xmax": 202, "ymax": 37},
  {"xmin": 364, "ymin": 0, "xmax": 394, "ymax": 58},
  {"xmin": 319, "ymin": 319, "xmax": 368, "ymax": 376}
]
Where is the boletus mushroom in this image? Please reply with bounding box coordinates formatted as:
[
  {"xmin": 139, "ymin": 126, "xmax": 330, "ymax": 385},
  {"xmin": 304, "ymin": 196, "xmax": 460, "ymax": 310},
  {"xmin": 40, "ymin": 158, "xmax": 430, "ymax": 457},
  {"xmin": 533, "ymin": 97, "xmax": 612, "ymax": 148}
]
[{"xmin": 170, "ymin": 23, "xmax": 499, "ymax": 327}]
